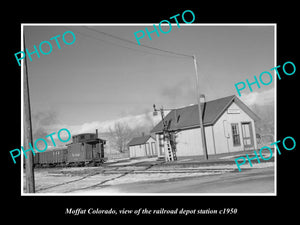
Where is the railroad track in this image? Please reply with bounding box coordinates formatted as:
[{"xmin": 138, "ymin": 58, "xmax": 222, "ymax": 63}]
[
  {"xmin": 35, "ymin": 162, "xmax": 163, "ymax": 193},
  {"xmin": 35, "ymin": 159, "xmax": 271, "ymax": 193}
]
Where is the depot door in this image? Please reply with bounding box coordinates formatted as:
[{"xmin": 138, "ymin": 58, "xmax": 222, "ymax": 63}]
[{"xmin": 241, "ymin": 122, "xmax": 254, "ymax": 150}]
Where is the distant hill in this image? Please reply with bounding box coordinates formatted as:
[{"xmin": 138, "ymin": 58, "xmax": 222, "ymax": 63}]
[
  {"xmin": 248, "ymin": 102, "xmax": 275, "ymax": 147},
  {"xmin": 249, "ymin": 102, "xmax": 274, "ymax": 134},
  {"xmin": 238, "ymin": 88, "xmax": 275, "ymax": 144}
]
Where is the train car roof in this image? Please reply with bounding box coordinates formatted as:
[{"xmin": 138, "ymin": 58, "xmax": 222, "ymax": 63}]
[
  {"xmin": 42, "ymin": 146, "xmax": 68, "ymax": 152},
  {"xmin": 72, "ymin": 133, "xmax": 95, "ymax": 137}
]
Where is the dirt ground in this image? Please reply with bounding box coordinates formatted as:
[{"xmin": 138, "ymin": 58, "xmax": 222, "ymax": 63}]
[{"xmin": 23, "ymin": 153, "xmax": 275, "ymax": 194}]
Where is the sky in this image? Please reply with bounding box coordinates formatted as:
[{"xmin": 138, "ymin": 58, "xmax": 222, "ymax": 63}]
[{"xmin": 23, "ymin": 24, "xmax": 275, "ymax": 136}]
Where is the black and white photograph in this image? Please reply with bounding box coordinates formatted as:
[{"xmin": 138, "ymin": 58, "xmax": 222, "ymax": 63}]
[
  {"xmin": 21, "ymin": 24, "xmax": 276, "ymax": 195},
  {"xmin": 4, "ymin": 5, "xmax": 298, "ymax": 221}
]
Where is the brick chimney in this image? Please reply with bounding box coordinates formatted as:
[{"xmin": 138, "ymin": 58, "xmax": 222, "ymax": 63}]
[
  {"xmin": 199, "ymin": 94, "xmax": 206, "ymax": 118},
  {"xmin": 199, "ymin": 94, "xmax": 206, "ymax": 104}
]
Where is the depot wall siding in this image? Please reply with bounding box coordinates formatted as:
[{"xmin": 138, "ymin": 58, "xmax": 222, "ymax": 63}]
[
  {"xmin": 129, "ymin": 145, "xmax": 146, "ymax": 158},
  {"xmin": 129, "ymin": 137, "xmax": 157, "ymax": 159},
  {"xmin": 156, "ymin": 126, "xmax": 215, "ymax": 157},
  {"xmin": 176, "ymin": 128, "xmax": 202, "ymax": 156},
  {"xmin": 213, "ymin": 102, "xmax": 257, "ymax": 154},
  {"xmin": 176, "ymin": 126, "xmax": 215, "ymax": 157}
]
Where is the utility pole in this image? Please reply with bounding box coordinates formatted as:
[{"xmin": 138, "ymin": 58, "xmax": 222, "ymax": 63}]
[
  {"xmin": 193, "ymin": 55, "xmax": 208, "ymax": 160},
  {"xmin": 23, "ymin": 33, "xmax": 35, "ymax": 193}
]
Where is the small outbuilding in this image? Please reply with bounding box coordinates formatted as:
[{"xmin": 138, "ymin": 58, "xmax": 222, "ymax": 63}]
[
  {"xmin": 151, "ymin": 95, "xmax": 260, "ymax": 159},
  {"xmin": 128, "ymin": 135, "xmax": 157, "ymax": 159}
]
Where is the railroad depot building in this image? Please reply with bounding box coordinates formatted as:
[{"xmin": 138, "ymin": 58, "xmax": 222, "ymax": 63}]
[
  {"xmin": 151, "ymin": 95, "xmax": 260, "ymax": 158},
  {"xmin": 128, "ymin": 135, "xmax": 157, "ymax": 159}
]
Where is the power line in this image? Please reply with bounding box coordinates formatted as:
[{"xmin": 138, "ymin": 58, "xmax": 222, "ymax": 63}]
[
  {"xmin": 64, "ymin": 27, "xmax": 191, "ymax": 59},
  {"xmin": 83, "ymin": 26, "xmax": 193, "ymax": 58},
  {"xmin": 65, "ymin": 27, "xmax": 157, "ymax": 55}
]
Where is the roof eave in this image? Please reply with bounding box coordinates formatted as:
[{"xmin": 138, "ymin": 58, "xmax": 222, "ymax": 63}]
[{"xmin": 152, "ymin": 122, "xmax": 213, "ymax": 134}]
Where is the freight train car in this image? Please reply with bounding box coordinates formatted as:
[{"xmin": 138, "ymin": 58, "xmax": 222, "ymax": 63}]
[
  {"xmin": 34, "ymin": 147, "xmax": 68, "ymax": 167},
  {"xmin": 34, "ymin": 130, "xmax": 106, "ymax": 167},
  {"xmin": 67, "ymin": 132, "xmax": 106, "ymax": 166}
]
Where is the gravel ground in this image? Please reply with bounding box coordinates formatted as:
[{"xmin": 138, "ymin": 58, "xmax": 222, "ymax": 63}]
[{"xmin": 24, "ymin": 156, "xmax": 274, "ymax": 194}]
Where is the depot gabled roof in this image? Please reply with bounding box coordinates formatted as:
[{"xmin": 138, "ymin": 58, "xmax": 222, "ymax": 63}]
[
  {"xmin": 151, "ymin": 95, "xmax": 259, "ymax": 133},
  {"xmin": 128, "ymin": 135, "xmax": 154, "ymax": 147}
]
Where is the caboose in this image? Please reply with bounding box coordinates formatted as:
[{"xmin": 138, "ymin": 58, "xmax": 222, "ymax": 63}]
[{"xmin": 66, "ymin": 130, "xmax": 106, "ymax": 166}]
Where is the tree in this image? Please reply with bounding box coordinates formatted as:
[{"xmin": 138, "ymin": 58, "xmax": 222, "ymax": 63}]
[
  {"xmin": 108, "ymin": 122, "xmax": 133, "ymax": 153},
  {"xmin": 107, "ymin": 115, "xmax": 156, "ymax": 153}
]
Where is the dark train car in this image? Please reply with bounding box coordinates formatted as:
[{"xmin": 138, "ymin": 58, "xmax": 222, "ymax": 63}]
[
  {"xmin": 34, "ymin": 147, "xmax": 68, "ymax": 167},
  {"xmin": 34, "ymin": 130, "xmax": 106, "ymax": 167},
  {"xmin": 66, "ymin": 131, "xmax": 106, "ymax": 166},
  {"xmin": 33, "ymin": 152, "xmax": 39, "ymax": 165}
]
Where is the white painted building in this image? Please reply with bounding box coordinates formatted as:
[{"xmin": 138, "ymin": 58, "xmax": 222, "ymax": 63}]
[
  {"xmin": 128, "ymin": 135, "xmax": 157, "ymax": 159},
  {"xmin": 151, "ymin": 95, "xmax": 259, "ymax": 158}
]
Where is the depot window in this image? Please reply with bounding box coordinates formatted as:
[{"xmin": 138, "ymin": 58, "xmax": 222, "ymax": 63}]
[{"xmin": 231, "ymin": 123, "xmax": 241, "ymax": 146}]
